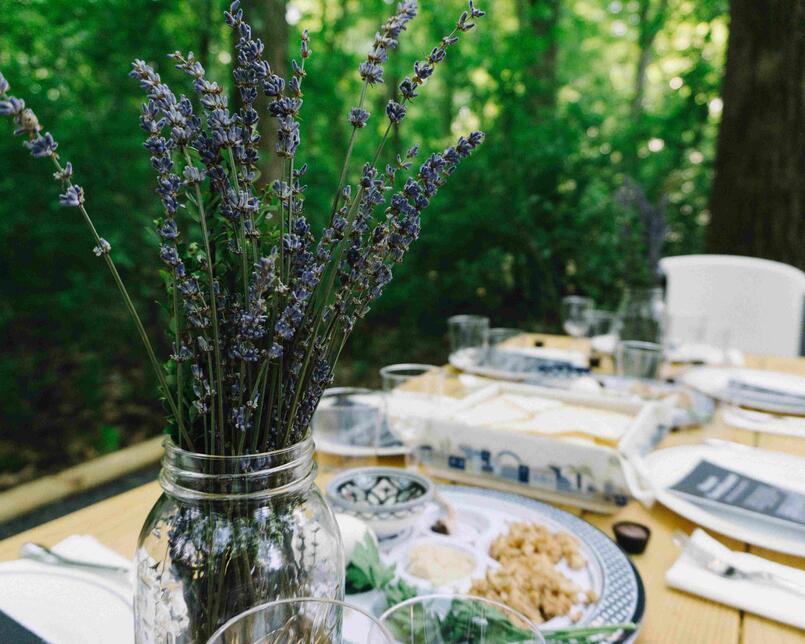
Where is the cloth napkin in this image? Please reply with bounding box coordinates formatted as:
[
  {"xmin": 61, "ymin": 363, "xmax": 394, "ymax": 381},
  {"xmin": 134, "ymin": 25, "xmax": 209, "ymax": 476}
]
[
  {"xmin": 666, "ymin": 344, "xmax": 744, "ymax": 367},
  {"xmin": 726, "ymin": 372, "xmax": 805, "ymax": 409},
  {"xmin": 0, "ymin": 535, "xmax": 134, "ymax": 644},
  {"xmin": 666, "ymin": 529, "xmax": 805, "ymax": 629},
  {"xmin": 722, "ymin": 406, "xmax": 805, "ymax": 437}
]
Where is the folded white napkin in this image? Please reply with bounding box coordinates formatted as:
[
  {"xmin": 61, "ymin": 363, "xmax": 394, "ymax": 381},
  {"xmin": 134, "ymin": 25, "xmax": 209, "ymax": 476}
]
[
  {"xmin": 666, "ymin": 343, "xmax": 744, "ymax": 366},
  {"xmin": 666, "ymin": 529, "xmax": 805, "ymax": 629},
  {"xmin": 498, "ymin": 346, "xmax": 589, "ymax": 367},
  {"xmin": 0, "ymin": 535, "xmax": 134, "ymax": 644},
  {"xmin": 722, "ymin": 406, "xmax": 805, "ymax": 437}
]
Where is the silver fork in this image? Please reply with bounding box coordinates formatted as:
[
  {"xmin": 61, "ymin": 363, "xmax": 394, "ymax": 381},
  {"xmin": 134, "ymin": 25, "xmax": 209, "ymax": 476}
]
[
  {"xmin": 20, "ymin": 542, "xmax": 132, "ymax": 576},
  {"xmin": 672, "ymin": 531, "xmax": 805, "ymax": 597}
]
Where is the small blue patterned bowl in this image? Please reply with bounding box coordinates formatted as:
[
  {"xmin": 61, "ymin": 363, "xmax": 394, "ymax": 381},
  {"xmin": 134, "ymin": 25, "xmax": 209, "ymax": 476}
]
[{"xmin": 326, "ymin": 467, "xmax": 433, "ymax": 540}]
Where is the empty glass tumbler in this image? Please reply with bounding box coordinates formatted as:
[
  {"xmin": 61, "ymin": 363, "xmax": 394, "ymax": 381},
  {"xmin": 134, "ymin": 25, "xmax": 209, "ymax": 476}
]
[
  {"xmin": 561, "ymin": 296, "xmax": 594, "ymax": 338},
  {"xmin": 615, "ymin": 340, "xmax": 663, "ymax": 380},
  {"xmin": 207, "ymin": 597, "xmax": 392, "ymax": 644}
]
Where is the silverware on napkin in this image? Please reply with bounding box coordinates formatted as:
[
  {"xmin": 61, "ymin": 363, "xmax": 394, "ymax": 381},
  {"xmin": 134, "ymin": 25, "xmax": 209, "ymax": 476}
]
[
  {"xmin": 672, "ymin": 531, "xmax": 805, "ymax": 597},
  {"xmin": 19, "ymin": 542, "xmax": 131, "ymax": 576}
]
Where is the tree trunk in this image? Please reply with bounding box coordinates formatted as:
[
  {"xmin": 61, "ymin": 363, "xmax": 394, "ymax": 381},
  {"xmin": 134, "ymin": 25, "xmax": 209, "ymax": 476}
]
[
  {"xmin": 707, "ymin": 0, "xmax": 804, "ymax": 270},
  {"xmin": 631, "ymin": 0, "xmax": 668, "ymax": 121},
  {"xmin": 242, "ymin": 0, "xmax": 289, "ymax": 187},
  {"xmin": 518, "ymin": 0, "xmax": 560, "ymax": 114}
]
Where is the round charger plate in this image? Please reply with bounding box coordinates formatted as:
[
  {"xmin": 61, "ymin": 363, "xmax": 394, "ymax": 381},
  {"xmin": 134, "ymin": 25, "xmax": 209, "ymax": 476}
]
[
  {"xmin": 680, "ymin": 367, "xmax": 805, "ymax": 415},
  {"xmin": 0, "ymin": 562, "xmax": 133, "ymax": 644},
  {"xmin": 436, "ymin": 486, "xmax": 645, "ymax": 642},
  {"xmin": 450, "ymin": 347, "xmax": 589, "ymax": 383},
  {"xmin": 641, "ymin": 443, "xmax": 805, "ymax": 557},
  {"xmin": 314, "ymin": 431, "xmax": 410, "ymax": 457}
]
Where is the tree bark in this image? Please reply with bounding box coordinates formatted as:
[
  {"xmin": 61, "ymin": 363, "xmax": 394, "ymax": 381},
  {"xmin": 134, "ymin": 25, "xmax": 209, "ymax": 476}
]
[
  {"xmin": 518, "ymin": 0, "xmax": 560, "ymax": 114},
  {"xmin": 707, "ymin": 0, "xmax": 804, "ymax": 270},
  {"xmin": 242, "ymin": 0, "xmax": 289, "ymax": 187},
  {"xmin": 631, "ymin": 0, "xmax": 669, "ymax": 122}
]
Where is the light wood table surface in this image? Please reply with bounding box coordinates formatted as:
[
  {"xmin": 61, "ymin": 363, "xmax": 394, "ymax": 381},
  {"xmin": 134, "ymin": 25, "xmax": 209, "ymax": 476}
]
[{"xmin": 1, "ymin": 335, "xmax": 803, "ymax": 643}]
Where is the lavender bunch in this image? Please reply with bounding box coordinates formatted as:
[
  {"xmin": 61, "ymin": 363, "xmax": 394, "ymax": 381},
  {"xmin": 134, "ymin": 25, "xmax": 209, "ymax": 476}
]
[
  {"xmin": 0, "ymin": 0, "xmax": 486, "ymax": 455},
  {"xmin": 616, "ymin": 177, "xmax": 668, "ymax": 284}
]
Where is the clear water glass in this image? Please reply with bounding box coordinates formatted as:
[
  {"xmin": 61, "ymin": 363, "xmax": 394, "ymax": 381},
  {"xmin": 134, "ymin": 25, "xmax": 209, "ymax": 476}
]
[
  {"xmin": 380, "ymin": 364, "xmax": 444, "ymax": 468},
  {"xmin": 616, "ymin": 340, "xmax": 663, "ymax": 380},
  {"xmin": 588, "ymin": 310, "xmax": 616, "ymax": 337},
  {"xmin": 312, "ymin": 387, "xmax": 386, "ymax": 448},
  {"xmin": 486, "ymin": 327, "xmax": 524, "ymax": 348},
  {"xmin": 561, "ymin": 296, "xmax": 594, "ymax": 338},
  {"xmin": 448, "ymin": 314, "xmax": 490, "ymax": 356},
  {"xmin": 207, "ymin": 597, "xmax": 393, "ymax": 644},
  {"xmin": 379, "ymin": 594, "xmax": 545, "ymax": 643}
]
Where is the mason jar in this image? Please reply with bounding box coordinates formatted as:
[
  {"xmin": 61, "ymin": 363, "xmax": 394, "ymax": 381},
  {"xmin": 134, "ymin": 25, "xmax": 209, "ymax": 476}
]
[{"xmin": 134, "ymin": 436, "xmax": 343, "ymax": 643}]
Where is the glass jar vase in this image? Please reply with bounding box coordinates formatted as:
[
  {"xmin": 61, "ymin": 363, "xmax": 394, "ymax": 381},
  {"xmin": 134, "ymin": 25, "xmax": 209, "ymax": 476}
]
[
  {"xmin": 134, "ymin": 437, "xmax": 344, "ymax": 643},
  {"xmin": 616, "ymin": 286, "xmax": 665, "ymax": 344}
]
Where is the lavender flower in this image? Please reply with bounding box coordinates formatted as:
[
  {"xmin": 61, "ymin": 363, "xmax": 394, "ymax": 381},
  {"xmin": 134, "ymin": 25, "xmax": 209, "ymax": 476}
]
[
  {"xmin": 24, "ymin": 132, "xmax": 57, "ymax": 157},
  {"xmin": 385, "ymin": 100, "xmax": 406, "ymax": 124},
  {"xmin": 93, "ymin": 238, "xmax": 112, "ymax": 257},
  {"xmin": 358, "ymin": 1, "xmax": 418, "ymax": 86},
  {"xmin": 349, "ymin": 107, "xmax": 370, "ymax": 129},
  {"xmin": 59, "ymin": 185, "xmax": 84, "ymax": 207}
]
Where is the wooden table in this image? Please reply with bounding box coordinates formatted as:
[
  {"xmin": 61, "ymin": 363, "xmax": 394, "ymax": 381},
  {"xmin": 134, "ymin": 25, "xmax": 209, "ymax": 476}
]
[{"xmin": 1, "ymin": 335, "xmax": 803, "ymax": 643}]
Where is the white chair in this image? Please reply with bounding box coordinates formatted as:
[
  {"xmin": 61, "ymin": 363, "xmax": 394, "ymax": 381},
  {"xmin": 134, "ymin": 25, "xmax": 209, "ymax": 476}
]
[{"xmin": 659, "ymin": 255, "xmax": 805, "ymax": 357}]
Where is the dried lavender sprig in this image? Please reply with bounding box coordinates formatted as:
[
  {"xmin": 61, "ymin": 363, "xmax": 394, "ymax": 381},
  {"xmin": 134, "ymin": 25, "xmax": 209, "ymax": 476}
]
[
  {"xmin": 285, "ymin": 2, "xmax": 484, "ymax": 435},
  {"xmin": 130, "ymin": 58, "xmax": 228, "ymax": 442},
  {"xmin": 311, "ymin": 0, "xmax": 484, "ymax": 325},
  {"xmin": 327, "ymin": 132, "xmax": 485, "ymax": 364},
  {"xmin": 0, "ymin": 71, "xmax": 193, "ymax": 446},
  {"xmin": 328, "ymin": 1, "xmax": 419, "ymax": 224}
]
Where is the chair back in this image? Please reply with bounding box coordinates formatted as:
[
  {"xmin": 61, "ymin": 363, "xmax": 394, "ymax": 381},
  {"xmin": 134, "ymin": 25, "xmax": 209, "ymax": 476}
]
[{"xmin": 659, "ymin": 254, "xmax": 805, "ymax": 357}]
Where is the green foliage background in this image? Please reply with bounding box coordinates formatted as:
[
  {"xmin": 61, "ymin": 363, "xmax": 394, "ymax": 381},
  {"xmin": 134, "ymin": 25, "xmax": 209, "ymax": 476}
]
[{"xmin": 0, "ymin": 0, "xmax": 726, "ymax": 483}]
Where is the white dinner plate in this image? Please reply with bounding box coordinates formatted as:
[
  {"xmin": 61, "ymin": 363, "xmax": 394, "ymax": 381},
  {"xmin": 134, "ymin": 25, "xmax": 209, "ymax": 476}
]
[
  {"xmin": 680, "ymin": 367, "xmax": 805, "ymax": 414},
  {"xmin": 314, "ymin": 432, "xmax": 410, "ymax": 457},
  {"xmin": 642, "ymin": 442, "xmax": 805, "ymax": 557},
  {"xmin": 0, "ymin": 561, "xmax": 133, "ymax": 644}
]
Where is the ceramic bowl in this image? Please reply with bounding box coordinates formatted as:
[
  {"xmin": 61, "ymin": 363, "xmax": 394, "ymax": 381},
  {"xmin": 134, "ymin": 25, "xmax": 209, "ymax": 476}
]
[{"xmin": 326, "ymin": 467, "xmax": 433, "ymax": 540}]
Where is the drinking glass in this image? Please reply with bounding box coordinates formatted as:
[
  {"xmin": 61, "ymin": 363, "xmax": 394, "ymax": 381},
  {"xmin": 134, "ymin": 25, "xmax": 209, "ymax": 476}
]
[
  {"xmin": 379, "ymin": 594, "xmax": 545, "ymax": 644},
  {"xmin": 486, "ymin": 327, "xmax": 524, "ymax": 348},
  {"xmin": 588, "ymin": 310, "xmax": 617, "ymax": 338},
  {"xmin": 312, "ymin": 388, "xmax": 388, "ymax": 471},
  {"xmin": 207, "ymin": 597, "xmax": 393, "ymax": 644},
  {"xmin": 561, "ymin": 296, "xmax": 594, "ymax": 338},
  {"xmin": 380, "ymin": 364, "xmax": 444, "ymax": 468},
  {"xmin": 616, "ymin": 340, "xmax": 663, "ymax": 380},
  {"xmin": 448, "ymin": 315, "xmax": 489, "ymax": 357}
]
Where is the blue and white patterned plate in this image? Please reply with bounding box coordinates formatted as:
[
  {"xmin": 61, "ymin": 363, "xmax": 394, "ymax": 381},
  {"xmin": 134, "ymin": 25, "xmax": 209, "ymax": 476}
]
[{"xmin": 439, "ymin": 485, "xmax": 645, "ymax": 642}]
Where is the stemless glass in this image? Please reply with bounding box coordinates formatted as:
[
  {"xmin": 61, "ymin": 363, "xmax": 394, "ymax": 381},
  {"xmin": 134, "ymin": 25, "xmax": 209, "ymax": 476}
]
[
  {"xmin": 486, "ymin": 327, "xmax": 524, "ymax": 349},
  {"xmin": 561, "ymin": 296, "xmax": 594, "ymax": 338},
  {"xmin": 380, "ymin": 364, "xmax": 444, "ymax": 468},
  {"xmin": 588, "ymin": 310, "xmax": 616, "ymax": 338},
  {"xmin": 448, "ymin": 315, "xmax": 490, "ymax": 357},
  {"xmin": 312, "ymin": 387, "xmax": 388, "ymax": 471},
  {"xmin": 616, "ymin": 340, "xmax": 663, "ymax": 380},
  {"xmin": 312, "ymin": 387, "xmax": 386, "ymax": 448},
  {"xmin": 379, "ymin": 594, "xmax": 545, "ymax": 643},
  {"xmin": 207, "ymin": 597, "xmax": 393, "ymax": 644}
]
